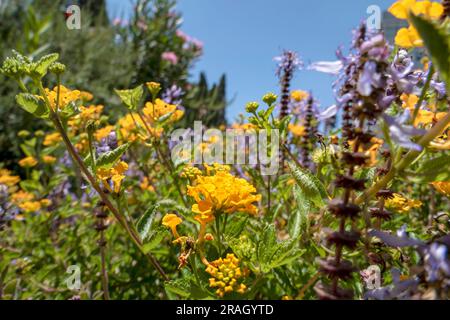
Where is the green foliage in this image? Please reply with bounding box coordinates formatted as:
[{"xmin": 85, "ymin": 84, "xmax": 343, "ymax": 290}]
[
  {"xmin": 114, "ymin": 85, "xmax": 144, "ymax": 111},
  {"xmin": 288, "ymin": 162, "xmax": 328, "ymax": 208},
  {"xmin": 410, "ymin": 14, "xmax": 450, "ymax": 92},
  {"xmin": 15, "ymin": 93, "xmax": 49, "ymax": 119}
]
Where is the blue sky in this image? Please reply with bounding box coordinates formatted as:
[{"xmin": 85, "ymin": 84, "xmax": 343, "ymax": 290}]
[{"xmin": 107, "ymin": 0, "xmax": 395, "ymax": 122}]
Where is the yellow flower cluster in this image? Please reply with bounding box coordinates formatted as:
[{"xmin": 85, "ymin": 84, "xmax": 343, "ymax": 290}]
[
  {"xmin": 94, "ymin": 125, "xmax": 115, "ymax": 141},
  {"xmin": 389, "ymin": 0, "xmax": 443, "ymax": 48},
  {"xmin": 10, "ymin": 190, "xmax": 51, "ymax": 214},
  {"xmin": 142, "ymin": 99, "xmax": 184, "ymax": 125},
  {"xmin": 0, "ymin": 169, "xmax": 20, "ymax": 186},
  {"xmin": 181, "ymin": 165, "xmax": 202, "ymax": 180},
  {"xmin": 288, "ymin": 124, "xmax": 306, "ymax": 137},
  {"xmin": 290, "ymin": 90, "xmax": 308, "ymax": 102},
  {"xmin": 431, "ymin": 181, "xmax": 450, "ymax": 198},
  {"xmin": 162, "ymin": 213, "xmax": 183, "ymax": 238},
  {"xmin": 43, "ymin": 132, "xmax": 62, "ymax": 147},
  {"xmin": 385, "ymin": 193, "xmax": 423, "ymax": 213},
  {"xmin": 42, "ymin": 155, "xmax": 57, "ymax": 164},
  {"xmin": 68, "ymin": 104, "xmax": 104, "ymax": 130},
  {"xmin": 187, "ymin": 165, "xmax": 261, "ymax": 225},
  {"xmin": 42, "ymin": 85, "xmax": 90, "ymax": 110},
  {"xmin": 400, "ymin": 94, "xmax": 447, "ymax": 127},
  {"xmin": 18, "ymin": 156, "xmax": 38, "ymax": 168},
  {"xmin": 96, "ymin": 161, "xmax": 128, "ymax": 193},
  {"xmin": 206, "ymin": 253, "xmax": 247, "ymax": 298},
  {"xmin": 118, "ymin": 113, "xmax": 162, "ymax": 141}
]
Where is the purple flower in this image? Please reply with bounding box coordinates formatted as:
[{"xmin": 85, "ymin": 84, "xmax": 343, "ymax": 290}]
[
  {"xmin": 431, "ymin": 80, "xmax": 447, "ymax": 99},
  {"xmin": 274, "ymin": 50, "xmax": 303, "ymax": 78},
  {"xmin": 364, "ymin": 268, "xmax": 420, "ymax": 300},
  {"xmin": 162, "ymin": 84, "xmax": 184, "ymax": 106},
  {"xmin": 368, "ymin": 228, "xmax": 424, "ymax": 248},
  {"xmin": 424, "ymin": 243, "xmax": 450, "ymax": 282},
  {"xmin": 382, "ymin": 110, "xmax": 426, "ymax": 151}
]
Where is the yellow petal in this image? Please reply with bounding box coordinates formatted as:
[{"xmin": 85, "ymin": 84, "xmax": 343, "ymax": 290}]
[{"xmin": 395, "ymin": 28, "xmax": 414, "ymax": 48}]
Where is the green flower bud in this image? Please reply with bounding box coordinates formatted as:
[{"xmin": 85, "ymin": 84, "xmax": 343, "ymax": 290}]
[
  {"xmin": 262, "ymin": 92, "xmax": 277, "ymax": 106},
  {"xmin": 146, "ymin": 82, "xmax": 161, "ymax": 97},
  {"xmin": 35, "ymin": 130, "xmax": 45, "ymax": 137},
  {"xmin": 245, "ymin": 101, "xmax": 259, "ymax": 113},
  {"xmin": 49, "ymin": 62, "xmax": 66, "ymax": 75},
  {"xmin": 18, "ymin": 130, "xmax": 30, "ymax": 138}
]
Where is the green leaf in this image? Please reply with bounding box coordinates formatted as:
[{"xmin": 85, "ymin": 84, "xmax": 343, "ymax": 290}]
[
  {"xmin": 288, "ymin": 162, "xmax": 328, "ymax": 208},
  {"xmin": 96, "ymin": 143, "xmax": 130, "ymax": 169},
  {"xmin": 114, "ymin": 85, "xmax": 143, "ymax": 111},
  {"xmin": 136, "ymin": 203, "xmax": 160, "ymax": 241},
  {"xmin": 257, "ymin": 225, "xmax": 304, "ymax": 272},
  {"xmin": 33, "ymin": 53, "xmax": 59, "ymax": 77},
  {"xmin": 15, "ymin": 93, "xmax": 49, "ymax": 118},
  {"xmin": 289, "ymin": 185, "xmax": 312, "ymax": 239},
  {"xmin": 224, "ymin": 214, "xmax": 248, "ymax": 238},
  {"xmin": 409, "ymin": 153, "xmax": 450, "ymax": 182},
  {"xmin": 142, "ymin": 226, "xmax": 168, "ymax": 253},
  {"xmin": 164, "ymin": 277, "xmax": 193, "ymax": 299},
  {"xmin": 409, "ymin": 14, "xmax": 450, "ymax": 92}
]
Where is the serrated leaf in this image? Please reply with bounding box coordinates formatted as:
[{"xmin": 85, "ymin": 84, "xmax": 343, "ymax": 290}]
[
  {"xmin": 114, "ymin": 85, "xmax": 143, "ymax": 111},
  {"xmin": 15, "ymin": 93, "xmax": 49, "ymax": 118},
  {"xmin": 164, "ymin": 277, "xmax": 192, "ymax": 299},
  {"xmin": 289, "ymin": 185, "xmax": 312, "ymax": 239},
  {"xmin": 136, "ymin": 203, "xmax": 160, "ymax": 241},
  {"xmin": 288, "ymin": 162, "xmax": 328, "ymax": 208},
  {"xmin": 409, "ymin": 14, "xmax": 450, "ymax": 92},
  {"xmin": 96, "ymin": 143, "xmax": 130, "ymax": 169},
  {"xmin": 142, "ymin": 226, "xmax": 168, "ymax": 253},
  {"xmin": 224, "ymin": 214, "xmax": 248, "ymax": 238},
  {"xmin": 33, "ymin": 53, "xmax": 59, "ymax": 77}
]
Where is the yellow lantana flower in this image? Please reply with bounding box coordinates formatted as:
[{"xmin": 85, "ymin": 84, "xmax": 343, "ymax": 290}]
[
  {"xmin": 291, "ymin": 90, "xmax": 308, "ymax": 102},
  {"xmin": 395, "ymin": 25, "xmax": 423, "ymax": 48},
  {"xmin": 0, "ymin": 169, "xmax": 20, "ymax": 186},
  {"xmin": 18, "ymin": 201, "xmax": 41, "ymax": 212},
  {"xmin": 42, "ymin": 155, "xmax": 57, "ymax": 164},
  {"xmin": 11, "ymin": 190, "xmax": 35, "ymax": 204},
  {"xmin": 206, "ymin": 253, "xmax": 247, "ymax": 298},
  {"xmin": 385, "ymin": 193, "xmax": 422, "ymax": 213},
  {"xmin": 187, "ymin": 168, "xmax": 261, "ymax": 225},
  {"xmin": 389, "ymin": 0, "xmax": 417, "ymax": 19},
  {"xmin": 42, "ymin": 85, "xmax": 82, "ymax": 110},
  {"xmin": 431, "ymin": 181, "xmax": 450, "ymax": 197},
  {"xmin": 288, "ymin": 124, "xmax": 306, "ymax": 137},
  {"xmin": 389, "ymin": 0, "xmax": 443, "ymax": 19},
  {"xmin": 94, "ymin": 125, "xmax": 114, "ymax": 141},
  {"xmin": 390, "ymin": 0, "xmax": 443, "ymax": 48},
  {"xmin": 96, "ymin": 161, "xmax": 129, "ymax": 193},
  {"xmin": 143, "ymin": 99, "xmax": 184, "ymax": 124},
  {"xmin": 18, "ymin": 156, "xmax": 38, "ymax": 168},
  {"xmin": 43, "ymin": 132, "xmax": 62, "ymax": 147},
  {"xmin": 162, "ymin": 213, "xmax": 183, "ymax": 238}
]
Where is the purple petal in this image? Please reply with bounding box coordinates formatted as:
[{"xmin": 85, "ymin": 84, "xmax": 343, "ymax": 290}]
[
  {"xmin": 308, "ymin": 60, "xmax": 343, "ymax": 75},
  {"xmin": 369, "ymin": 229, "xmax": 424, "ymax": 248},
  {"xmin": 317, "ymin": 104, "xmax": 338, "ymax": 120}
]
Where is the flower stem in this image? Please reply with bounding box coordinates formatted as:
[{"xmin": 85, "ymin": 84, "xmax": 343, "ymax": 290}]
[
  {"xmin": 356, "ymin": 110, "xmax": 450, "ymax": 205},
  {"xmin": 36, "ymin": 82, "xmax": 168, "ymax": 281}
]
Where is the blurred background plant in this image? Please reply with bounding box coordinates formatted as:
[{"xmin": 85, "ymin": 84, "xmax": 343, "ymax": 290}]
[{"xmin": 0, "ymin": 0, "xmax": 228, "ymax": 168}]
